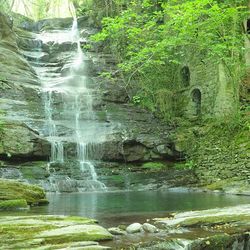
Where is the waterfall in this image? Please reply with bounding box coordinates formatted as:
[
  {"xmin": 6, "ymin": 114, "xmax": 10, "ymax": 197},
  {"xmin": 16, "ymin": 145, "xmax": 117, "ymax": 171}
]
[
  {"xmin": 71, "ymin": 19, "xmax": 106, "ymax": 191},
  {"xmin": 37, "ymin": 18, "xmax": 106, "ymax": 192}
]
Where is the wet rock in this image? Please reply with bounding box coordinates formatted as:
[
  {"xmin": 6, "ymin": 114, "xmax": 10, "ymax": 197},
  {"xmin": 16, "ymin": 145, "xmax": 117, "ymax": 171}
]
[
  {"xmin": 142, "ymin": 223, "xmax": 158, "ymax": 233},
  {"xmin": 154, "ymin": 204, "xmax": 250, "ymax": 228},
  {"xmin": 101, "ymin": 81, "xmax": 129, "ymax": 104},
  {"xmin": 126, "ymin": 223, "xmax": 142, "ymax": 234},
  {"xmin": 108, "ymin": 227, "xmax": 127, "ymax": 235},
  {"xmin": 0, "ymin": 179, "xmax": 47, "ymax": 206},
  {"xmin": 12, "ymin": 12, "xmax": 36, "ymax": 31},
  {"xmin": 35, "ymin": 17, "xmax": 73, "ymax": 31}
]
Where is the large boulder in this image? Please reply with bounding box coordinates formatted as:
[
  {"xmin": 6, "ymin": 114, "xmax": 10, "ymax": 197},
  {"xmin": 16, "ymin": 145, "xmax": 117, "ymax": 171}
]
[
  {"xmin": 126, "ymin": 223, "xmax": 142, "ymax": 234},
  {"xmin": 0, "ymin": 178, "xmax": 48, "ymax": 207},
  {"xmin": 0, "ymin": 215, "xmax": 112, "ymax": 249}
]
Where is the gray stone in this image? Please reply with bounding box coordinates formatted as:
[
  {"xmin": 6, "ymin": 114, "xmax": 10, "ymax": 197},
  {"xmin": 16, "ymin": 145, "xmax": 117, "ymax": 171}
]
[
  {"xmin": 142, "ymin": 223, "xmax": 158, "ymax": 233},
  {"xmin": 108, "ymin": 227, "xmax": 126, "ymax": 235},
  {"xmin": 126, "ymin": 223, "xmax": 142, "ymax": 234}
]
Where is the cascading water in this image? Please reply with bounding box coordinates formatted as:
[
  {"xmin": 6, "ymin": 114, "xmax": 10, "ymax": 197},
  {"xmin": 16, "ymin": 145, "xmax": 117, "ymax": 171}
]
[
  {"xmin": 44, "ymin": 89, "xmax": 64, "ymax": 163},
  {"xmin": 34, "ymin": 18, "xmax": 107, "ymax": 192},
  {"xmin": 71, "ymin": 18, "xmax": 106, "ymax": 191}
]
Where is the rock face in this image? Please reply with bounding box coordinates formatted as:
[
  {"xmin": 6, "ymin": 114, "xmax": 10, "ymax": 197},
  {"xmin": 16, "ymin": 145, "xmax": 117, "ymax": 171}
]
[
  {"xmin": 0, "ymin": 122, "xmax": 50, "ymax": 159},
  {"xmin": 0, "ymin": 12, "xmax": 48, "ymax": 161}
]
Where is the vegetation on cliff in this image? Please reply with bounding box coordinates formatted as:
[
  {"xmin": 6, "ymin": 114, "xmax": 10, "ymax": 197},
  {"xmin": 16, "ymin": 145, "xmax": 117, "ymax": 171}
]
[{"xmin": 86, "ymin": 0, "xmax": 248, "ymax": 120}]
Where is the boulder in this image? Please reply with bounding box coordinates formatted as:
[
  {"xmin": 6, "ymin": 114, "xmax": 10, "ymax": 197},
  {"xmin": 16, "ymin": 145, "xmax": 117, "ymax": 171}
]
[
  {"xmin": 0, "ymin": 215, "xmax": 112, "ymax": 249},
  {"xmin": 142, "ymin": 223, "xmax": 158, "ymax": 233},
  {"xmin": 38, "ymin": 224, "xmax": 113, "ymax": 243},
  {"xmin": 126, "ymin": 223, "xmax": 142, "ymax": 234},
  {"xmin": 0, "ymin": 179, "xmax": 48, "ymax": 206}
]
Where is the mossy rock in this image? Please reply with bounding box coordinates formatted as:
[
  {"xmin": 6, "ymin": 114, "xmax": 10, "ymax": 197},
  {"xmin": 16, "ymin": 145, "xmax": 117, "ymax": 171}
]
[
  {"xmin": 20, "ymin": 164, "xmax": 48, "ymax": 180},
  {"xmin": 142, "ymin": 162, "xmax": 165, "ymax": 170},
  {"xmin": 180, "ymin": 214, "xmax": 250, "ymax": 228},
  {"xmin": 39, "ymin": 224, "xmax": 113, "ymax": 244},
  {"xmin": 190, "ymin": 233, "xmax": 250, "ymax": 250},
  {"xmin": 0, "ymin": 199, "xmax": 28, "ymax": 210},
  {"xmin": 0, "ymin": 215, "xmax": 112, "ymax": 249},
  {"xmin": 0, "ymin": 179, "xmax": 48, "ymax": 206}
]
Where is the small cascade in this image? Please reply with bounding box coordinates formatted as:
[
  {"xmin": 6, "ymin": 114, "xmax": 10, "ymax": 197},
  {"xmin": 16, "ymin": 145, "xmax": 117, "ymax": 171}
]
[{"xmin": 44, "ymin": 89, "xmax": 64, "ymax": 163}]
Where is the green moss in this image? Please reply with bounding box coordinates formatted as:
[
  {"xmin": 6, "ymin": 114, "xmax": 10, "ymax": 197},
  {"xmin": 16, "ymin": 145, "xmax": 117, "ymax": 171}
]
[
  {"xmin": 109, "ymin": 175, "xmax": 124, "ymax": 184},
  {"xmin": 180, "ymin": 214, "xmax": 250, "ymax": 228},
  {"xmin": 37, "ymin": 215, "xmax": 97, "ymax": 224},
  {"xmin": 206, "ymin": 180, "xmax": 232, "ymax": 191},
  {"xmin": 205, "ymin": 179, "xmax": 250, "ymax": 192},
  {"xmin": 142, "ymin": 162, "xmax": 165, "ymax": 170},
  {"xmin": 0, "ymin": 215, "xmax": 112, "ymax": 249},
  {"xmin": 0, "ymin": 224, "xmax": 56, "ymax": 246},
  {"xmin": 0, "ymin": 199, "xmax": 28, "ymax": 210},
  {"xmin": 191, "ymin": 234, "xmax": 233, "ymax": 250},
  {"xmin": 174, "ymin": 162, "xmax": 194, "ymax": 170},
  {"xmin": 43, "ymin": 232, "xmax": 113, "ymax": 245},
  {"xmin": 0, "ymin": 179, "xmax": 48, "ymax": 206},
  {"xmin": 64, "ymin": 217, "xmax": 97, "ymax": 224},
  {"xmin": 20, "ymin": 164, "xmax": 47, "ymax": 180}
]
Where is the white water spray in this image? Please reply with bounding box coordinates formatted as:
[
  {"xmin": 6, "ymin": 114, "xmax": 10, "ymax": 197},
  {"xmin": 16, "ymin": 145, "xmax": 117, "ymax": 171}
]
[
  {"xmin": 71, "ymin": 19, "xmax": 106, "ymax": 191},
  {"xmin": 44, "ymin": 90, "xmax": 64, "ymax": 163}
]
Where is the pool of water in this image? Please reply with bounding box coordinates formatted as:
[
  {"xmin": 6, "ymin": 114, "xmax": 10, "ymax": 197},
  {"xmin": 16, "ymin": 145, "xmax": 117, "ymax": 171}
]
[{"xmin": 6, "ymin": 190, "xmax": 250, "ymax": 227}]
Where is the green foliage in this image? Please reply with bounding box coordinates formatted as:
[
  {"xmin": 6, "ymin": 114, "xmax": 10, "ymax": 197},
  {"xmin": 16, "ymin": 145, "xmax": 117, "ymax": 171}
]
[
  {"xmin": 99, "ymin": 71, "xmax": 113, "ymax": 79},
  {"xmin": 91, "ymin": 0, "xmax": 248, "ymax": 120},
  {"xmin": 174, "ymin": 160, "xmax": 195, "ymax": 170},
  {"xmin": 132, "ymin": 95, "xmax": 141, "ymax": 105},
  {"xmin": 32, "ymin": 0, "xmax": 49, "ymax": 20},
  {"xmin": 76, "ymin": 0, "xmax": 128, "ymax": 25},
  {"xmin": 142, "ymin": 162, "xmax": 165, "ymax": 169},
  {"xmin": 0, "ymin": 0, "xmax": 11, "ymax": 12}
]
